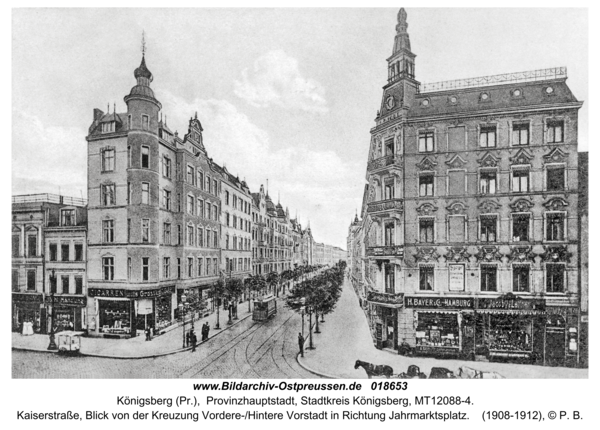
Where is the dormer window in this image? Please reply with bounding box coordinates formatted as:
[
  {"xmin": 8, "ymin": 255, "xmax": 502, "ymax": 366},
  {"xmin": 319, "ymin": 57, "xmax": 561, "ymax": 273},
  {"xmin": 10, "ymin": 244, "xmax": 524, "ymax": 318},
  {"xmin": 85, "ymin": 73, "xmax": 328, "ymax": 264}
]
[
  {"xmin": 102, "ymin": 122, "xmax": 116, "ymax": 133},
  {"xmin": 61, "ymin": 209, "xmax": 76, "ymax": 226}
]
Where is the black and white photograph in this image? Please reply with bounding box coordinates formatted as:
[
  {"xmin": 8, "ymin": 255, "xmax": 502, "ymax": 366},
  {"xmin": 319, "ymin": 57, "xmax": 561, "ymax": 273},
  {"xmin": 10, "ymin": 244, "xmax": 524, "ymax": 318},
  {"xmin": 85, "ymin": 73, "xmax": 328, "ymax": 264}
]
[{"xmin": 6, "ymin": 3, "xmax": 596, "ymax": 428}]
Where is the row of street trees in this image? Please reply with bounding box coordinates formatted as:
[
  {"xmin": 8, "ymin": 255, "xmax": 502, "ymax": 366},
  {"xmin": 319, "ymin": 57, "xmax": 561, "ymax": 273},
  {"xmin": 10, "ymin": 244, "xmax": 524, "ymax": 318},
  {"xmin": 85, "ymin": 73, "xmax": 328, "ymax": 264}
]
[
  {"xmin": 286, "ymin": 261, "xmax": 346, "ymax": 349},
  {"xmin": 184, "ymin": 262, "xmax": 342, "ymax": 331}
]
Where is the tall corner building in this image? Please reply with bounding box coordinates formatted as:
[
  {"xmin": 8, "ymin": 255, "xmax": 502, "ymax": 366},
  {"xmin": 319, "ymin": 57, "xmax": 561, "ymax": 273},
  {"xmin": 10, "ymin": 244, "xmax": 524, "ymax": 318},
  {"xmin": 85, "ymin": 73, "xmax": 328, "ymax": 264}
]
[
  {"xmin": 86, "ymin": 54, "xmax": 221, "ymax": 338},
  {"xmin": 361, "ymin": 8, "xmax": 585, "ymax": 366}
]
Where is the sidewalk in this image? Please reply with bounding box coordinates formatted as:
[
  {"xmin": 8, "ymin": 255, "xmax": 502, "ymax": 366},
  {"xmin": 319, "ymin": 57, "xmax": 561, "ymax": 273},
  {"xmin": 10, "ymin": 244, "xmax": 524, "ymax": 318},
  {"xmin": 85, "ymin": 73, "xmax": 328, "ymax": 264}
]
[
  {"xmin": 298, "ymin": 280, "xmax": 588, "ymax": 379},
  {"xmin": 13, "ymin": 302, "xmax": 255, "ymax": 359}
]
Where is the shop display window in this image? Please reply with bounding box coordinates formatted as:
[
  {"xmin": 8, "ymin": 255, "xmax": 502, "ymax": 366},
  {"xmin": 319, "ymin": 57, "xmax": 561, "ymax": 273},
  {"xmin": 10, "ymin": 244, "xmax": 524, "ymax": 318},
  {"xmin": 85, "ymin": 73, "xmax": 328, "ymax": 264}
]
[
  {"xmin": 415, "ymin": 313, "xmax": 459, "ymax": 348},
  {"xmin": 487, "ymin": 314, "xmax": 533, "ymax": 352},
  {"xmin": 99, "ymin": 301, "xmax": 131, "ymax": 334}
]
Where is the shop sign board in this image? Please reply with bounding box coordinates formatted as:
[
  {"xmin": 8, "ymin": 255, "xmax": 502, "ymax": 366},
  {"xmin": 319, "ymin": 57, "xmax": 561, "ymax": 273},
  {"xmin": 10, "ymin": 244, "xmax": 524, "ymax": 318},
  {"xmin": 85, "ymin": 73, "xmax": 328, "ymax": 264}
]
[
  {"xmin": 88, "ymin": 286, "xmax": 174, "ymax": 299},
  {"xmin": 51, "ymin": 295, "xmax": 86, "ymax": 307},
  {"xmin": 404, "ymin": 296, "xmax": 474, "ymax": 309},
  {"xmin": 12, "ymin": 293, "xmax": 43, "ymax": 303},
  {"xmin": 448, "ymin": 264, "xmax": 465, "ymax": 291},
  {"xmin": 476, "ymin": 297, "xmax": 545, "ymax": 311}
]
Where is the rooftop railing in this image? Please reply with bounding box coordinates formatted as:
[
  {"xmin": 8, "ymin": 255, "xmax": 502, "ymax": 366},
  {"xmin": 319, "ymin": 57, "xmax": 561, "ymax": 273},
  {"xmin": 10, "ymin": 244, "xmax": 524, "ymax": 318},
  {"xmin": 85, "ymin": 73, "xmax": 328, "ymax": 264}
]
[
  {"xmin": 12, "ymin": 193, "xmax": 87, "ymax": 207},
  {"xmin": 421, "ymin": 67, "xmax": 567, "ymax": 93}
]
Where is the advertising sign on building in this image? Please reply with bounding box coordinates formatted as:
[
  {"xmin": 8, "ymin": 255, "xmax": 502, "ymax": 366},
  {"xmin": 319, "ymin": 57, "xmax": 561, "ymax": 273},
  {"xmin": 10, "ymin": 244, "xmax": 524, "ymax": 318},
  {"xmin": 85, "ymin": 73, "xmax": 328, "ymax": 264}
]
[{"xmin": 448, "ymin": 264, "xmax": 465, "ymax": 291}]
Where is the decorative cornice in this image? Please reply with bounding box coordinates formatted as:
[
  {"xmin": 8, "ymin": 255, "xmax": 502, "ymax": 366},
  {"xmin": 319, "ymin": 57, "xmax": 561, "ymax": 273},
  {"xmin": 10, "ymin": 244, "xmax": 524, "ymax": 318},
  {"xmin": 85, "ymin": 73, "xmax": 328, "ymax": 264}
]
[
  {"xmin": 478, "ymin": 199, "xmax": 501, "ymax": 213},
  {"xmin": 415, "ymin": 203, "xmax": 438, "ymax": 216},
  {"xmin": 445, "ymin": 246, "xmax": 471, "ymax": 263},
  {"xmin": 543, "ymin": 147, "xmax": 568, "ymax": 164},
  {"xmin": 446, "ymin": 202, "xmax": 467, "ymax": 215},
  {"xmin": 510, "ymin": 148, "xmax": 533, "ymax": 165},
  {"xmin": 475, "ymin": 245, "xmax": 503, "ymax": 263},
  {"xmin": 478, "ymin": 151, "xmax": 500, "ymax": 168},
  {"xmin": 507, "ymin": 246, "xmax": 536, "ymax": 263},
  {"xmin": 543, "ymin": 197, "xmax": 569, "ymax": 211},
  {"xmin": 416, "ymin": 156, "xmax": 438, "ymax": 171},
  {"xmin": 540, "ymin": 245, "xmax": 572, "ymax": 263},
  {"xmin": 414, "ymin": 247, "xmax": 440, "ymax": 263},
  {"xmin": 509, "ymin": 198, "xmax": 534, "ymax": 212},
  {"xmin": 445, "ymin": 154, "xmax": 467, "ymax": 168}
]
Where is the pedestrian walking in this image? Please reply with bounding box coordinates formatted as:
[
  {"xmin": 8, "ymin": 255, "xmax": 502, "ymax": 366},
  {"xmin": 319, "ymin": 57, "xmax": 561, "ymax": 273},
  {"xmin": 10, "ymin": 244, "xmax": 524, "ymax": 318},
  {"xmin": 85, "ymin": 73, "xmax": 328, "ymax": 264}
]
[
  {"xmin": 191, "ymin": 331, "xmax": 197, "ymax": 352},
  {"xmin": 206, "ymin": 323, "xmax": 210, "ymax": 340},
  {"xmin": 145, "ymin": 328, "xmax": 150, "ymax": 341},
  {"xmin": 298, "ymin": 332, "xmax": 304, "ymax": 358},
  {"xmin": 202, "ymin": 322, "xmax": 208, "ymax": 341}
]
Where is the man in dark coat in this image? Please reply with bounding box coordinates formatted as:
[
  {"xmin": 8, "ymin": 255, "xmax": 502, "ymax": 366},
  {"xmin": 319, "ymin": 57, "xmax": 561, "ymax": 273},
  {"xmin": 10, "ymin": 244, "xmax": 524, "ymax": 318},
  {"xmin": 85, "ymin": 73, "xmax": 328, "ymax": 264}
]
[
  {"xmin": 205, "ymin": 322, "xmax": 210, "ymax": 340},
  {"xmin": 298, "ymin": 333, "xmax": 304, "ymax": 358},
  {"xmin": 191, "ymin": 331, "xmax": 197, "ymax": 352}
]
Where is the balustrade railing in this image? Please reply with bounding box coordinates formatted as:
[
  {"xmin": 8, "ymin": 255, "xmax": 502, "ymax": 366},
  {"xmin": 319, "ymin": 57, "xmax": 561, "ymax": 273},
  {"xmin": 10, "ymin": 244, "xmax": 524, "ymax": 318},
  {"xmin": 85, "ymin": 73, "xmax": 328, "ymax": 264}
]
[
  {"xmin": 366, "ymin": 245, "xmax": 404, "ymax": 257},
  {"xmin": 367, "ymin": 198, "xmax": 403, "ymax": 213}
]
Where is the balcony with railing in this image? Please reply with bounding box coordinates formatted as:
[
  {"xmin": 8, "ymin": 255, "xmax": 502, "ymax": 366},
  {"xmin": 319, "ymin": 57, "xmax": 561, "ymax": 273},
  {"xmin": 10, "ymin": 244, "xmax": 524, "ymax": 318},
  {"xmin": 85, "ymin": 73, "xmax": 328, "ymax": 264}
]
[
  {"xmin": 367, "ymin": 198, "xmax": 403, "ymax": 214},
  {"xmin": 12, "ymin": 193, "xmax": 87, "ymax": 207},
  {"xmin": 366, "ymin": 245, "xmax": 404, "ymax": 258},
  {"xmin": 367, "ymin": 290, "xmax": 404, "ymax": 306},
  {"xmin": 367, "ymin": 154, "xmax": 402, "ymax": 172},
  {"xmin": 420, "ymin": 67, "xmax": 567, "ymax": 93}
]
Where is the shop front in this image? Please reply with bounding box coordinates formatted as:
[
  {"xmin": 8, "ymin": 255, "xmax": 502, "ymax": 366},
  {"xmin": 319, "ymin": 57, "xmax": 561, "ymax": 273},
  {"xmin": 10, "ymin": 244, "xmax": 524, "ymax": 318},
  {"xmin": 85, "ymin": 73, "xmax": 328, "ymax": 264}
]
[
  {"xmin": 367, "ymin": 291, "xmax": 403, "ymax": 351},
  {"xmin": 545, "ymin": 306, "xmax": 579, "ymax": 367},
  {"xmin": 88, "ymin": 286, "xmax": 175, "ymax": 338},
  {"xmin": 471, "ymin": 295, "xmax": 545, "ymax": 364},
  {"xmin": 12, "ymin": 293, "xmax": 44, "ymax": 334},
  {"xmin": 403, "ymin": 296, "xmax": 474, "ymax": 358},
  {"xmin": 50, "ymin": 295, "xmax": 86, "ymax": 332}
]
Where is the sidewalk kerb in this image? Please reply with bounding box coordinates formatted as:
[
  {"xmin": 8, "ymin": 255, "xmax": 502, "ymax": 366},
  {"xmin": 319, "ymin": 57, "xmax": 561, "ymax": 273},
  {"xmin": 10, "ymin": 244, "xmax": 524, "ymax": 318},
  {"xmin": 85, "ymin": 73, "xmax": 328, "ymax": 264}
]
[
  {"xmin": 296, "ymin": 352, "xmax": 338, "ymax": 379},
  {"xmin": 12, "ymin": 312, "xmax": 254, "ymax": 360}
]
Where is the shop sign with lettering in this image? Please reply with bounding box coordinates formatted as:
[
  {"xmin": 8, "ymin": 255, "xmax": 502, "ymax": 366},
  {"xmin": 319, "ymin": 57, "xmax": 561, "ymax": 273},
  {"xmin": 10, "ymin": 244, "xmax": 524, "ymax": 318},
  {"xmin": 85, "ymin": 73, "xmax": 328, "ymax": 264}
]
[
  {"xmin": 12, "ymin": 293, "xmax": 43, "ymax": 303},
  {"xmin": 52, "ymin": 295, "xmax": 87, "ymax": 307},
  {"xmin": 404, "ymin": 296, "xmax": 474, "ymax": 309},
  {"xmin": 88, "ymin": 286, "xmax": 174, "ymax": 299},
  {"xmin": 476, "ymin": 297, "xmax": 545, "ymax": 311}
]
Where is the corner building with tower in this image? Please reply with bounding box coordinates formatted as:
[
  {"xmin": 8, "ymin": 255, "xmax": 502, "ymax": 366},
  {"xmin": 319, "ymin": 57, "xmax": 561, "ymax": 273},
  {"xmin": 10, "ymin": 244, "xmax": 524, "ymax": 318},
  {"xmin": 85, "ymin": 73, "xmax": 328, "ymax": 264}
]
[
  {"xmin": 358, "ymin": 9, "xmax": 586, "ymax": 366},
  {"xmin": 86, "ymin": 55, "xmax": 222, "ymax": 337}
]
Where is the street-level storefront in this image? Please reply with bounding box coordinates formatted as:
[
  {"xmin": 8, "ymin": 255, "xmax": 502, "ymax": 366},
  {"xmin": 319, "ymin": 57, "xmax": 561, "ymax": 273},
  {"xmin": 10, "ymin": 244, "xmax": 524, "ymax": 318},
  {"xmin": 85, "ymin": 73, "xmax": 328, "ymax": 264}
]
[
  {"xmin": 399, "ymin": 294, "xmax": 578, "ymax": 366},
  {"xmin": 88, "ymin": 286, "xmax": 175, "ymax": 338},
  {"xmin": 50, "ymin": 295, "xmax": 87, "ymax": 332},
  {"xmin": 402, "ymin": 296, "xmax": 474, "ymax": 358},
  {"xmin": 367, "ymin": 291, "xmax": 403, "ymax": 351},
  {"xmin": 545, "ymin": 306, "xmax": 580, "ymax": 367},
  {"xmin": 12, "ymin": 293, "xmax": 44, "ymax": 333}
]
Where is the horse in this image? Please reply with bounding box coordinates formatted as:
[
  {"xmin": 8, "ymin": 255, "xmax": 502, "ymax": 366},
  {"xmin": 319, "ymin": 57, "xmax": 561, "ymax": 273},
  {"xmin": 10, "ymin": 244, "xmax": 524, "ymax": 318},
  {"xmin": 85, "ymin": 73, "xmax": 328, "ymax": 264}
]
[
  {"xmin": 457, "ymin": 366, "xmax": 505, "ymax": 379},
  {"xmin": 354, "ymin": 360, "xmax": 394, "ymax": 379}
]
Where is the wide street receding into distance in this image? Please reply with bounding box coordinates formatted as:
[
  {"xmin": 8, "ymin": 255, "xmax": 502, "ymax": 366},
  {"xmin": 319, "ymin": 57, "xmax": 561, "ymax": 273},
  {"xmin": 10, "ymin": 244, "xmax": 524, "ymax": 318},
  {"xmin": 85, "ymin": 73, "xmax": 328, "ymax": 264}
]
[
  {"xmin": 13, "ymin": 277, "xmax": 587, "ymax": 379},
  {"xmin": 12, "ymin": 296, "xmax": 318, "ymax": 379}
]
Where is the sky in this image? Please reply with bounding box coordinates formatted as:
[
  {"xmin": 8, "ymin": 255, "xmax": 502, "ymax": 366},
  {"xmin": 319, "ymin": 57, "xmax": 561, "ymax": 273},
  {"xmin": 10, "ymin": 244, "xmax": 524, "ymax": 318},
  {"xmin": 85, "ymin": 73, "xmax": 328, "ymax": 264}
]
[{"xmin": 11, "ymin": 8, "xmax": 588, "ymax": 250}]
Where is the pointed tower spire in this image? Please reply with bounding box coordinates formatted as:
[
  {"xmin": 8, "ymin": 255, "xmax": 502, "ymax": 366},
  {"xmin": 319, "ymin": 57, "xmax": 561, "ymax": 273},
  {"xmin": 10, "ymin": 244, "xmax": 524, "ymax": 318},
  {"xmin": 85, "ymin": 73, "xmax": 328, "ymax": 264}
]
[
  {"xmin": 393, "ymin": 8, "xmax": 411, "ymax": 54},
  {"xmin": 387, "ymin": 8, "xmax": 416, "ymax": 82}
]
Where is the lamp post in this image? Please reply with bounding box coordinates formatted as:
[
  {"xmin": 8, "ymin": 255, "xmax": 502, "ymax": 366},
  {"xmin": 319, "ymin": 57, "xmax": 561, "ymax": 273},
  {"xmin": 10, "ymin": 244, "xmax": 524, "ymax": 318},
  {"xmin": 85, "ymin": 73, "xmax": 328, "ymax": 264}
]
[
  {"xmin": 307, "ymin": 304, "xmax": 314, "ymax": 350},
  {"xmin": 47, "ymin": 269, "xmax": 57, "ymax": 350},
  {"xmin": 179, "ymin": 293, "xmax": 187, "ymax": 349}
]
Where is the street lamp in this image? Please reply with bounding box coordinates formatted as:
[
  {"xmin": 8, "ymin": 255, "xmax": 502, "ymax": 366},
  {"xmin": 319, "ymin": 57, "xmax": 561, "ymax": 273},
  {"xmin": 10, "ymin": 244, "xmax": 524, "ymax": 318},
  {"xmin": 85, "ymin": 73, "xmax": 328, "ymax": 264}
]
[
  {"xmin": 179, "ymin": 293, "xmax": 187, "ymax": 349},
  {"xmin": 47, "ymin": 269, "xmax": 57, "ymax": 351}
]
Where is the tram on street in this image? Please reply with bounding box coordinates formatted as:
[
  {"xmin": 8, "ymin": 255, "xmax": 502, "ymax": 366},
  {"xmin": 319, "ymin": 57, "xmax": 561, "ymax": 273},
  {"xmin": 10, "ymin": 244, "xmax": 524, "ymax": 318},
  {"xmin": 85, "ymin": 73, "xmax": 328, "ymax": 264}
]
[{"xmin": 253, "ymin": 295, "xmax": 277, "ymax": 321}]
